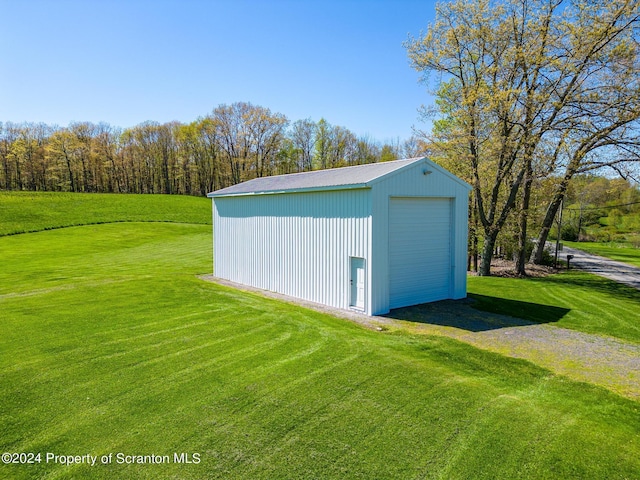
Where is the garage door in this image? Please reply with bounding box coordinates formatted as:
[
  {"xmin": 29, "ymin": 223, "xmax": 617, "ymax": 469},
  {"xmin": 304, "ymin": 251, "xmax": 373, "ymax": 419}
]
[{"xmin": 389, "ymin": 197, "xmax": 452, "ymax": 309}]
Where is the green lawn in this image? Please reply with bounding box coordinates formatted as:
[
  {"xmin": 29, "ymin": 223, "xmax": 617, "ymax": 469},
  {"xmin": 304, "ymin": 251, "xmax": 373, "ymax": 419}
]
[
  {"xmin": 0, "ymin": 191, "xmax": 211, "ymax": 236},
  {"xmin": 468, "ymin": 271, "xmax": 640, "ymax": 344},
  {"xmin": 1, "ymin": 193, "xmax": 640, "ymax": 479},
  {"xmin": 564, "ymin": 241, "xmax": 640, "ymax": 268}
]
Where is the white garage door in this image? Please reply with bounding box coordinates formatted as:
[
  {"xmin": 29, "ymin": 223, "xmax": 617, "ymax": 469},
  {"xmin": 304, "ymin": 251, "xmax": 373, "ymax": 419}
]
[{"xmin": 389, "ymin": 197, "xmax": 452, "ymax": 309}]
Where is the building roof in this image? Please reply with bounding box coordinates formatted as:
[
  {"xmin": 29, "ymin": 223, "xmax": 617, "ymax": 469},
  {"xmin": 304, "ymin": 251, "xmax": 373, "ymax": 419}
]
[{"xmin": 208, "ymin": 157, "xmax": 427, "ymax": 197}]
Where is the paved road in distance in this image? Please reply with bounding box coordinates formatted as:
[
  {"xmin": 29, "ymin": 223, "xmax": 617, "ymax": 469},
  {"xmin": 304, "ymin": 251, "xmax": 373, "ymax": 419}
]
[{"xmin": 562, "ymin": 246, "xmax": 640, "ymax": 290}]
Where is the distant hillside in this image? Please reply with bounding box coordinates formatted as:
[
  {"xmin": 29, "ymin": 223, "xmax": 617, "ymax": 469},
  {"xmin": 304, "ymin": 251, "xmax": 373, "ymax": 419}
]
[
  {"xmin": 0, "ymin": 192, "xmax": 211, "ymax": 236},
  {"xmin": 561, "ymin": 176, "xmax": 640, "ymax": 245}
]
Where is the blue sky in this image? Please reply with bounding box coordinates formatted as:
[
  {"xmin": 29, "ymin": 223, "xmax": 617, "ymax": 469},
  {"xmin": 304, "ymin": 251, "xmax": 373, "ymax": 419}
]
[{"xmin": 0, "ymin": 0, "xmax": 437, "ymax": 142}]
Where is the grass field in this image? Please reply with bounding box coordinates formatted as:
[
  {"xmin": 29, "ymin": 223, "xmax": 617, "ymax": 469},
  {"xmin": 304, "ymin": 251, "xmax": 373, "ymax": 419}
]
[
  {"xmin": 0, "ymin": 191, "xmax": 210, "ymax": 236},
  {"xmin": 468, "ymin": 271, "xmax": 640, "ymax": 344},
  {"xmin": 1, "ymin": 192, "xmax": 639, "ymax": 479},
  {"xmin": 564, "ymin": 240, "xmax": 640, "ymax": 268}
]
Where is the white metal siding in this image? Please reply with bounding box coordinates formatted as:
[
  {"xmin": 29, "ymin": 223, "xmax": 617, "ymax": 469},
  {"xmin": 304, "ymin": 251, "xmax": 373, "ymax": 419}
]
[
  {"xmin": 213, "ymin": 189, "xmax": 372, "ymax": 312},
  {"xmin": 388, "ymin": 197, "xmax": 452, "ymax": 309}
]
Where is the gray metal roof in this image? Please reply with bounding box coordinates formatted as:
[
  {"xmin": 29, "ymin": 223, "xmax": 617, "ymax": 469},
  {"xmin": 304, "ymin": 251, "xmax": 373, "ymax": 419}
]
[{"xmin": 208, "ymin": 157, "xmax": 426, "ymax": 197}]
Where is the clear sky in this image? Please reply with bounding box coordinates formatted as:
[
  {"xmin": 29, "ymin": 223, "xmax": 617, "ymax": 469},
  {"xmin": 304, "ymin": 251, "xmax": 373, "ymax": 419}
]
[{"xmin": 0, "ymin": 0, "xmax": 437, "ymax": 142}]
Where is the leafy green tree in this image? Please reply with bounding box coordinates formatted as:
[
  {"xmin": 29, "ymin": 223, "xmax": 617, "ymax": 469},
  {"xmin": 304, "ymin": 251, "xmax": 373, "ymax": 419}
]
[
  {"xmin": 379, "ymin": 145, "xmax": 397, "ymax": 162},
  {"xmin": 47, "ymin": 128, "xmax": 79, "ymax": 191},
  {"xmin": 290, "ymin": 119, "xmax": 316, "ymax": 172},
  {"xmin": 0, "ymin": 123, "xmax": 19, "ymax": 190},
  {"xmin": 354, "ymin": 135, "xmax": 380, "ymax": 165},
  {"xmin": 94, "ymin": 123, "xmax": 121, "ymax": 193},
  {"xmin": 407, "ymin": 0, "xmax": 640, "ymax": 275},
  {"xmin": 314, "ymin": 118, "xmax": 332, "ymax": 170},
  {"xmin": 212, "ymin": 102, "xmax": 288, "ymax": 185},
  {"xmin": 328, "ymin": 125, "xmax": 357, "ymax": 167},
  {"xmin": 177, "ymin": 119, "xmax": 220, "ymax": 196},
  {"xmin": 244, "ymin": 104, "xmax": 288, "ymax": 178}
]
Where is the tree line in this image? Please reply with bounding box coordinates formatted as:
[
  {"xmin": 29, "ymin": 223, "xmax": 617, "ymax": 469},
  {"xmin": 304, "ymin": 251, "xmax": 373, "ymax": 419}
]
[{"xmin": 0, "ymin": 102, "xmax": 420, "ymax": 196}]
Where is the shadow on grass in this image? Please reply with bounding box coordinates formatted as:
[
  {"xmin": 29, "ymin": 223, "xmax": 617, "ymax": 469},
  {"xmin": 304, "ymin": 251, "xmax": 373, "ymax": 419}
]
[
  {"xmin": 468, "ymin": 294, "xmax": 571, "ymax": 325},
  {"xmin": 384, "ymin": 296, "xmax": 570, "ymax": 332}
]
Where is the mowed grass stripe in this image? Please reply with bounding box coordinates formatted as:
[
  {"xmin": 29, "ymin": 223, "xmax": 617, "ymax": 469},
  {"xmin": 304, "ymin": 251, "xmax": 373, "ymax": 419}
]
[
  {"xmin": 4, "ymin": 298, "xmax": 306, "ymax": 400},
  {"xmin": 537, "ymin": 283, "xmax": 634, "ymax": 335},
  {"xmin": 5, "ymin": 307, "xmax": 337, "ymax": 459},
  {"xmin": 31, "ymin": 328, "xmax": 380, "ymax": 474}
]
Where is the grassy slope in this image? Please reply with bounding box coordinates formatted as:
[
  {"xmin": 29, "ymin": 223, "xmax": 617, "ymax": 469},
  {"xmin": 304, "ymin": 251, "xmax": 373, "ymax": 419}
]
[
  {"xmin": 0, "ymin": 191, "xmax": 211, "ymax": 235},
  {"xmin": 468, "ymin": 271, "xmax": 640, "ymax": 344},
  {"xmin": 1, "ymin": 193, "xmax": 639, "ymax": 479},
  {"xmin": 564, "ymin": 240, "xmax": 640, "ymax": 268}
]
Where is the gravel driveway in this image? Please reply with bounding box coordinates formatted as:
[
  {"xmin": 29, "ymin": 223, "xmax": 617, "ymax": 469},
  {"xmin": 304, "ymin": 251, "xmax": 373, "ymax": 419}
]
[
  {"xmin": 562, "ymin": 246, "xmax": 640, "ymax": 290},
  {"xmin": 387, "ymin": 299, "xmax": 640, "ymax": 401}
]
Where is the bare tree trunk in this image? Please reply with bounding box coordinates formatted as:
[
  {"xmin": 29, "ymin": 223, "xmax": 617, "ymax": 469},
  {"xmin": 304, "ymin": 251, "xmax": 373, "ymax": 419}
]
[
  {"xmin": 64, "ymin": 151, "xmax": 75, "ymax": 192},
  {"xmin": 533, "ymin": 191, "xmax": 566, "ymax": 264},
  {"xmin": 472, "ymin": 206, "xmax": 479, "ymax": 272},
  {"xmin": 533, "ymin": 155, "xmax": 581, "ymax": 264},
  {"xmin": 162, "ymin": 151, "xmax": 171, "ymax": 194},
  {"xmin": 2, "ymin": 152, "xmax": 11, "ymax": 190},
  {"xmin": 515, "ymin": 164, "xmax": 533, "ymax": 275},
  {"xmin": 467, "ymin": 197, "xmax": 479, "ymax": 272},
  {"xmin": 479, "ymin": 229, "xmax": 499, "ymax": 276}
]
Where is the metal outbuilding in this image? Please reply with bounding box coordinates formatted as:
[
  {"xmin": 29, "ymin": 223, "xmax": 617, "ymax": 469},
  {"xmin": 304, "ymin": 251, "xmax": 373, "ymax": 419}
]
[{"xmin": 208, "ymin": 157, "xmax": 471, "ymax": 316}]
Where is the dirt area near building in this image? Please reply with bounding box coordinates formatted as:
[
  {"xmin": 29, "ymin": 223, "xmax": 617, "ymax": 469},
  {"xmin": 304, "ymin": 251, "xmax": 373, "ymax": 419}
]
[{"xmin": 468, "ymin": 259, "xmax": 559, "ymax": 277}]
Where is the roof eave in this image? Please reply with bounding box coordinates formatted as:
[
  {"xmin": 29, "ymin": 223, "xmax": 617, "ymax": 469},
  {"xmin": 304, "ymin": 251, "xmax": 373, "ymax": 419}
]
[
  {"xmin": 208, "ymin": 183, "xmax": 371, "ymax": 198},
  {"xmin": 365, "ymin": 157, "xmax": 427, "ymax": 187},
  {"xmin": 366, "ymin": 156, "xmax": 472, "ymax": 191}
]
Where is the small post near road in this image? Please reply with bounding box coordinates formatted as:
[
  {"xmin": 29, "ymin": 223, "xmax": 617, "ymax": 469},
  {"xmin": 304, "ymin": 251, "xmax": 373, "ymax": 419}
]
[{"xmin": 567, "ymin": 254, "xmax": 574, "ymax": 270}]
